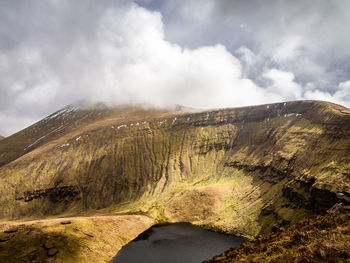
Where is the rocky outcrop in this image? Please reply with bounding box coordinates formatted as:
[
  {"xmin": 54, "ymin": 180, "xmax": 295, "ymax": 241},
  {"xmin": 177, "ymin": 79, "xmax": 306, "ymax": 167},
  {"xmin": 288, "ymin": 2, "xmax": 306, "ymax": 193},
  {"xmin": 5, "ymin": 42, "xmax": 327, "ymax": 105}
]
[
  {"xmin": 0, "ymin": 101, "xmax": 349, "ymax": 238},
  {"xmin": 15, "ymin": 185, "xmax": 81, "ymax": 203},
  {"xmin": 281, "ymin": 179, "xmax": 339, "ymax": 211}
]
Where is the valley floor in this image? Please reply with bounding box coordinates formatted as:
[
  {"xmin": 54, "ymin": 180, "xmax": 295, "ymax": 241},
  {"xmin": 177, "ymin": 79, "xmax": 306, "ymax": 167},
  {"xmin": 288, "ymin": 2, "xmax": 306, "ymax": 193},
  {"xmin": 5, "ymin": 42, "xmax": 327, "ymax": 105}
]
[{"xmin": 0, "ymin": 207, "xmax": 349, "ymax": 262}]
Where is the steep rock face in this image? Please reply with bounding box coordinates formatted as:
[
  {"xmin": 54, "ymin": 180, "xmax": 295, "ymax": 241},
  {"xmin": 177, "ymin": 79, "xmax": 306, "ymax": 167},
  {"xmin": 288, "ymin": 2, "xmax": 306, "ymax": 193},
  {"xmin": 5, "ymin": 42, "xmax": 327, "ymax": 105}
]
[{"xmin": 0, "ymin": 101, "xmax": 349, "ymax": 237}]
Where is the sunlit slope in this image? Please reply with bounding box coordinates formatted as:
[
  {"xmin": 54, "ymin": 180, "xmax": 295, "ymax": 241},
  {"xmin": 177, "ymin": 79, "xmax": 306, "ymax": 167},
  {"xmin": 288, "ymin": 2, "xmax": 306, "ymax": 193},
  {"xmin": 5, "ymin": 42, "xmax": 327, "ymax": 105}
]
[
  {"xmin": 0, "ymin": 104, "xmax": 174, "ymax": 167},
  {"xmin": 0, "ymin": 100, "xmax": 349, "ymax": 237}
]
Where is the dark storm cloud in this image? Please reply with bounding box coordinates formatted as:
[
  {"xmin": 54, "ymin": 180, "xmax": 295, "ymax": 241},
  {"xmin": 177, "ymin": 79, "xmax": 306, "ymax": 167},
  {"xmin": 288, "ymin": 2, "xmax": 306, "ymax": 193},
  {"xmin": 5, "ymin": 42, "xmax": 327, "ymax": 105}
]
[{"xmin": 0, "ymin": 0, "xmax": 349, "ymax": 136}]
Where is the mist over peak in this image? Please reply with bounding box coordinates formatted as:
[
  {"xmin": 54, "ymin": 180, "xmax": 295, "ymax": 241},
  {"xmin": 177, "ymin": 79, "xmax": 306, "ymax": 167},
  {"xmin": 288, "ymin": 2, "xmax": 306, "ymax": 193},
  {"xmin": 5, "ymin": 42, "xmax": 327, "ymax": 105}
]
[{"xmin": 0, "ymin": 0, "xmax": 349, "ymax": 136}]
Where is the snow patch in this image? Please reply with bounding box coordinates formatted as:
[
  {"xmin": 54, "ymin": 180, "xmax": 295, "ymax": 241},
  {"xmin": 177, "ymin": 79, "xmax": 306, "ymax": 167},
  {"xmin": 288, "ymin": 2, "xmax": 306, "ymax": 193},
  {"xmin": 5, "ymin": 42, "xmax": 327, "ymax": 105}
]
[
  {"xmin": 172, "ymin": 117, "xmax": 177, "ymax": 125},
  {"xmin": 24, "ymin": 125, "xmax": 65, "ymax": 150},
  {"xmin": 284, "ymin": 113, "xmax": 301, "ymax": 117},
  {"xmin": 45, "ymin": 106, "xmax": 78, "ymax": 120}
]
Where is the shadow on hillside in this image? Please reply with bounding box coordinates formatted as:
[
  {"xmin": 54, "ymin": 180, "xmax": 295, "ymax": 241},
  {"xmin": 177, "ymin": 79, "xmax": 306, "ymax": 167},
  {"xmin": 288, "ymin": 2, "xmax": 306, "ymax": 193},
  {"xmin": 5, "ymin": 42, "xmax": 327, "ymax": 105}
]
[{"xmin": 0, "ymin": 224, "xmax": 83, "ymax": 263}]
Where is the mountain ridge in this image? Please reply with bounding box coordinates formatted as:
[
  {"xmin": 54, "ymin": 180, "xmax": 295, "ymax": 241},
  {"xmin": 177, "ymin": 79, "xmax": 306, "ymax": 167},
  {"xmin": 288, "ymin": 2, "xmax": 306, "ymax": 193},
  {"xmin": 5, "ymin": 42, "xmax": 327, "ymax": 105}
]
[{"xmin": 0, "ymin": 100, "xmax": 349, "ymax": 262}]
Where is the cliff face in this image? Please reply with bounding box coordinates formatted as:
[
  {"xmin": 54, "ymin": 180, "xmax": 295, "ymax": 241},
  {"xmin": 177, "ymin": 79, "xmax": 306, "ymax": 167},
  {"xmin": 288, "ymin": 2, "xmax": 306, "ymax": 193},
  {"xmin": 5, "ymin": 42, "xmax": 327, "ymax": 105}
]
[{"xmin": 0, "ymin": 101, "xmax": 349, "ymax": 237}]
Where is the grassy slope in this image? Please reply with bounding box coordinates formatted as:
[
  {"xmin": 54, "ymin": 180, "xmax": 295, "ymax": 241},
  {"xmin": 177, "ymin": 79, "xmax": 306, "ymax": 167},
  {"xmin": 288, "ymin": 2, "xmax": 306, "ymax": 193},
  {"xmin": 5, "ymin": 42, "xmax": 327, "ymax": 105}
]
[
  {"xmin": 0, "ymin": 100, "xmax": 349, "ymax": 262},
  {"xmin": 0, "ymin": 215, "xmax": 153, "ymax": 263},
  {"xmin": 206, "ymin": 207, "xmax": 350, "ymax": 263},
  {"xmin": 0, "ymin": 104, "xmax": 176, "ymax": 167}
]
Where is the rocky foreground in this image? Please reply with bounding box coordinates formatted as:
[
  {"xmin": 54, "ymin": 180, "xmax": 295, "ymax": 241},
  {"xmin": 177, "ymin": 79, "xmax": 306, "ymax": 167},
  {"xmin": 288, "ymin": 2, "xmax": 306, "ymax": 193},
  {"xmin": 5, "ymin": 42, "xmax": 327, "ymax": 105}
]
[
  {"xmin": 0, "ymin": 100, "xmax": 349, "ymax": 262},
  {"xmin": 206, "ymin": 207, "xmax": 350, "ymax": 263}
]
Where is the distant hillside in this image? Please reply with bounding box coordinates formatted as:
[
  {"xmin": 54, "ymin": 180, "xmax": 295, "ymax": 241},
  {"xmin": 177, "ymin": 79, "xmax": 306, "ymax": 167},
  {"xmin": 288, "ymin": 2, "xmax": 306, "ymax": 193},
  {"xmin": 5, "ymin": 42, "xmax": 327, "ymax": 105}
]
[{"xmin": 0, "ymin": 136, "xmax": 4, "ymax": 141}]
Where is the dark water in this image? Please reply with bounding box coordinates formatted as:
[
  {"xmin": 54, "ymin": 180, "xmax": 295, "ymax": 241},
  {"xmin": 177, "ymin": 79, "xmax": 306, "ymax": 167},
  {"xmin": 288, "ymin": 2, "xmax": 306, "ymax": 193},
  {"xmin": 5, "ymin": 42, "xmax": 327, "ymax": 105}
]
[{"xmin": 111, "ymin": 223, "xmax": 246, "ymax": 263}]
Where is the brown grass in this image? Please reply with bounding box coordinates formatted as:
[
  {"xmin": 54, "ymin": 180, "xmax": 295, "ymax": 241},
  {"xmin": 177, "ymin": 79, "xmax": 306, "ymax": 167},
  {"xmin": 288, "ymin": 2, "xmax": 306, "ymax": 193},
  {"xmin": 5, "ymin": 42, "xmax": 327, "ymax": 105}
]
[
  {"xmin": 0, "ymin": 215, "xmax": 153, "ymax": 263},
  {"xmin": 205, "ymin": 207, "xmax": 350, "ymax": 263}
]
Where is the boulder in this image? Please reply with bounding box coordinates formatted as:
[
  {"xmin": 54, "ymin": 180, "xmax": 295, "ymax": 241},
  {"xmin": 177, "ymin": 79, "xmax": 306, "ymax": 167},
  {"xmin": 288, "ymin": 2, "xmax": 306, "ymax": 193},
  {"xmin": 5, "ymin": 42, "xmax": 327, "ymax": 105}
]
[
  {"xmin": 43, "ymin": 240, "xmax": 55, "ymax": 249},
  {"xmin": 47, "ymin": 248, "xmax": 58, "ymax": 257}
]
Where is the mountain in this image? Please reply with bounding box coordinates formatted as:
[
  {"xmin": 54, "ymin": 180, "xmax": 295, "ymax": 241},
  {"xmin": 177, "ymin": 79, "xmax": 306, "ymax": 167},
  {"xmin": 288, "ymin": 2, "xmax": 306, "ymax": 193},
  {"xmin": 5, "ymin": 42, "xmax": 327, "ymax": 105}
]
[
  {"xmin": 0, "ymin": 136, "xmax": 4, "ymax": 141},
  {"xmin": 0, "ymin": 100, "xmax": 349, "ymax": 262}
]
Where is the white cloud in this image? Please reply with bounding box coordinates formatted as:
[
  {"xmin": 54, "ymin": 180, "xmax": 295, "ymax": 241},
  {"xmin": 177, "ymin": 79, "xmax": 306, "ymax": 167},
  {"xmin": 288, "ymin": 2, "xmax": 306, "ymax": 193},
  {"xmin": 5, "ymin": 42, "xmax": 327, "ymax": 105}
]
[
  {"xmin": 335, "ymin": 81, "xmax": 350, "ymax": 102},
  {"xmin": 0, "ymin": 3, "xmax": 270, "ymax": 135},
  {"xmin": 156, "ymin": 0, "xmax": 350, "ymax": 98},
  {"xmin": 83, "ymin": 4, "xmax": 268, "ymax": 108},
  {"xmin": 236, "ymin": 46, "xmax": 257, "ymax": 67},
  {"xmin": 304, "ymin": 80, "xmax": 350, "ymax": 108},
  {"xmin": 303, "ymin": 89, "xmax": 334, "ymax": 103},
  {"xmin": 47, "ymin": 3, "xmax": 285, "ymax": 111},
  {"xmin": 272, "ymin": 35, "xmax": 303, "ymax": 63},
  {"xmin": 263, "ymin": 69, "xmax": 302, "ymax": 101}
]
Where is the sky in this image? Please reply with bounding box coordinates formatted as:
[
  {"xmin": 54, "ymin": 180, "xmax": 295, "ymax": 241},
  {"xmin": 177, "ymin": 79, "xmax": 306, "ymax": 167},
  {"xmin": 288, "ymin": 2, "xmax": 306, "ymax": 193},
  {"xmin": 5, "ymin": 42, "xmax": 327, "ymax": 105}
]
[{"xmin": 0, "ymin": 0, "xmax": 350, "ymax": 136}]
